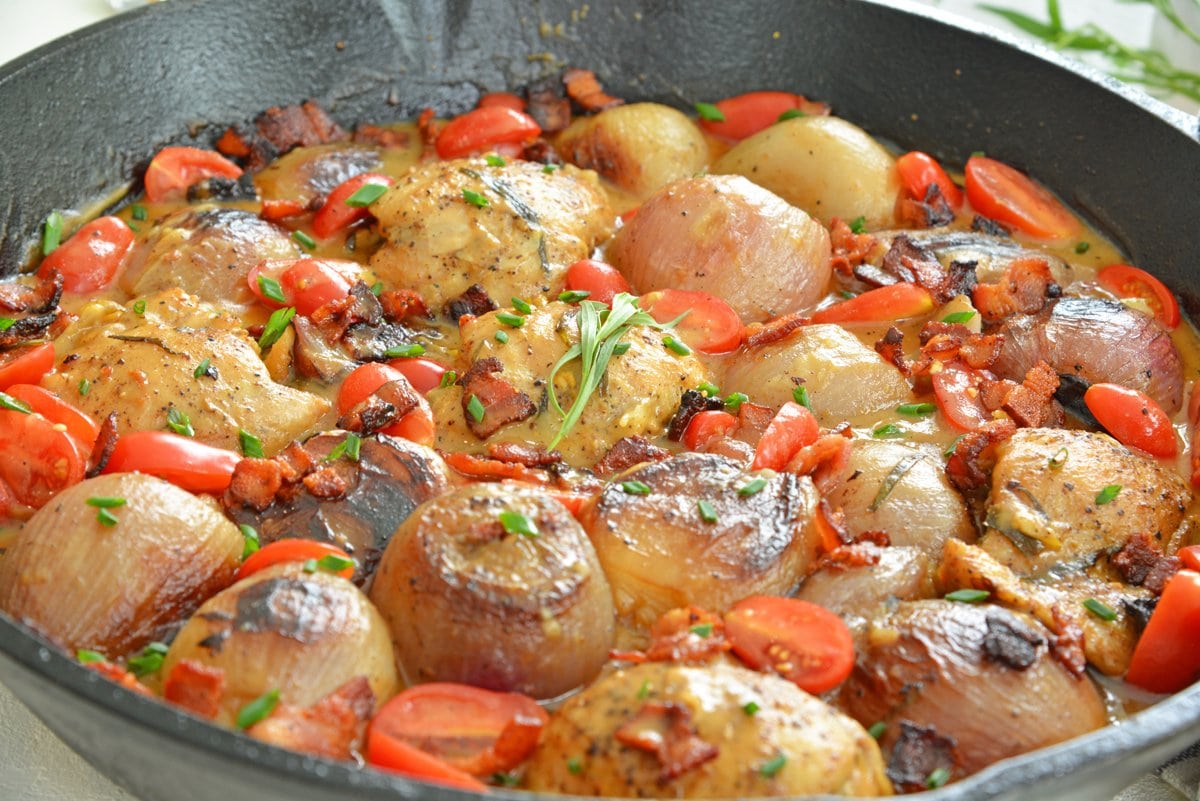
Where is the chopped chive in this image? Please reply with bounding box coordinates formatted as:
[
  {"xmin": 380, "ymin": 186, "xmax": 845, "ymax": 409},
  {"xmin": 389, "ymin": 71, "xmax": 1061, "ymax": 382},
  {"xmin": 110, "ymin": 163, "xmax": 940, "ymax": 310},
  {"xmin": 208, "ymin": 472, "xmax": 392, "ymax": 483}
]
[
  {"xmin": 78, "ymin": 378, "xmax": 90, "ymax": 396},
  {"xmin": 1083, "ymin": 598, "xmax": 1118, "ymax": 621},
  {"xmin": 945, "ymin": 588, "xmax": 990, "ymax": 603},
  {"xmin": 566, "ymin": 756, "xmax": 583, "ymax": 775},
  {"xmin": 792, "ymin": 385, "xmax": 811, "ymax": 409},
  {"xmin": 724, "ymin": 391, "xmax": 749, "ymax": 411},
  {"xmin": 85, "ymin": 496, "xmax": 127, "ymax": 509},
  {"xmin": 612, "ymin": 341, "xmax": 632, "ymax": 355},
  {"xmin": 463, "ymin": 188, "xmax": 490, "ymax": 207},
  {"xmin": 193, "ymin": 358, "xmax": 214, "ymax": 379},
  {"xmin": 370, "ymin": 281, "xmax": 384, "ymax": 296},
  {"xmin": 499, "ymin": 509, "xmax": 539, "ymax": 538},
  {"xmin": 759, "ymin": 754, "xmax": 786, "ymax": 778},
  {"xmin": 1095, "ymin": 484, "xmax": 1121, "ymax": 505},
  {"xmin": 302, "ymin": 558, "xmax": 319, "ymax": 573},
  {"xmin": 849, "ymin": 215, "xmax": 867, "ymax": 234},
  {"xmin": 743, "ymin": 700, "xmax": 761, "ymax": 716},
  {"xmin": 127, "ymin": 642, "xmax": 169, "ymax": 677},
  {"xmin": 485, "ymin": 154, "xmax": 507, "ymax": 167},
  {"xmin": 132, "ymin": 299, "xmax": 147, "ymax": 315},
  {"xmin": 496, "ymin": 311, "xmax": 525, "ymax": 328},
  {"xmin": 492, "ymin": 772, "xmax": 520, "ymax": 787},
  {"xmin": 344, "ymin": 182, "xmax": 388, "ymax": 207},
  {"xmin": 621, "ymin": 480, "xmax": 652, "ymax": 496},
  {"xmin": 637, "ymin": 679, "xmax": 652, "ymax": 699},
  {"xmin": 96, "ymin": 507, "xmax": 120, "ymax": 527},
  {"xmin": 325, "ymin": 432, "xmax": 362, "ymax": 462},
  {"xmin": 258, "ymin": 307, "xmax": 296, "ymax": 351},
  {"xmin": 698, "ymin": 381, "xmax": 721, "ymax": 397},
  {"xmin": 236, "ymin": 688, "xmax": 281, "ymax": 729},
  {"xmin": 166, "ymin": 407, "xmax": 194, "ymax": 437},
  {"xmin": 926, "ymin": 767, "xmax": 951, "ymax": 789},
  {"xmin": 439, "ymin": 370, "xmax": 458, "ymax": 388},
  {"xmin": 838, "ymin": 289, "xmax": 856, "ymax": 299},
  {"xmin": 511, "ymin": 296, "xmax": 532, "ymax": 315},
  {"xmin": 739, "ymin": 477, "xmax": 768, "ymax": 497},
  {"xmin": 0, "ymin": 392, "xmax": 32, "ymax": 414},
  {"xmin": 689, "ymin": 623, "xmax": 713, "ymax": 637},
  {"xmin": 971, "ymin": 150, "xmax": 986, "ymax": 158},
  {"xmin": 291, "ymin": 230, "xmax": 317, "ymax": 250},
  {"xmin": 871, "ymin": 422, "xmax": 905, "ymax": 439},
  {"xmin": 944, "ymin": 433, "xmax": 966, "ymax": 458},
  {"xmin": 0, "ymin": 318, "xmax": 14, "ymax": 331},
  {"xmin": 777, "ymin": 108, "xmax": 806, "ymax": 122},
  {"xmin": 558, "ymin": 289, "xmax": 590, "ymax": 303},
  {"xmin": 697, "ymin": 499, "xmax": 718, "ymax": 523},
  {"xmin": 1048, "ymin": 446, "xmax": 1069, "ymax": 469},
  {"xmin": 76, "ymin": 649, "xmax": 106, "ymax": 665},
  {"xmin": 941, "ymin": 310, "xmax": 977, "ymax": 324},
  {"xmin": 1074, "ymin": 241, "xmax": 1091, "ymax": 254},
  {"xmin": 239, "ymin": 429, "xmax": 265, "ymax": 458},
  {"xmin": 897, "ymin": 402, "xmax": 936, "ymax": 417},
  {"xmin": 239, "ymin": 524, "xmax": 260, "ymax": 560},
  {"xmin": 542, "ymin": 164, "xmax": 559, "ymax": 174},
  {"xmin": 42, "ymin": 211, "xmax": 64, "ymax": 255},
  {"xmin": 130, "ymin": 204, "xmax": 148, "ymax": 221},
  {"xmin": 257, "ymin": 275, "xmax": 286, "ymax": 304},
  {"xmin": 694, "ymin": 101, "xmax": 726, "ymax": 122},
  {"xmin": 867, "ymin": 722, "xmax": 886, "ymax": 739},
  {"xmin": 317, "ymin": 553, "xmax": 356, "ymax": 573},
  {"xmin": 869, "ymin": 453, "xmax": 924, "ymax": 511},
  {"xmin": 663, "ymin": 335, "xmax": 691, "ymax": 356},
  {"xmin": 464, "ymin": 394, "xmax": 486, "ymax": 423},
  {"xmin": 383, "ymin": 343, "xmax": 425, "ymax": 358},
  {"xmin": 494, "ymin": 330, "xmax": 509, "ymax": 344}
]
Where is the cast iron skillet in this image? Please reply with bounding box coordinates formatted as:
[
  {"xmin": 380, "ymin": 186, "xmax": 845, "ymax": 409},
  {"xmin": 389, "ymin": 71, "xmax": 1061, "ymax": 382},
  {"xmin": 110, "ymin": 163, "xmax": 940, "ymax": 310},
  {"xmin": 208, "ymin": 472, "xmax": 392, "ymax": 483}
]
[{"xmin": 1, "ymin": 0, "xmax": 1199, "ymax": 799}]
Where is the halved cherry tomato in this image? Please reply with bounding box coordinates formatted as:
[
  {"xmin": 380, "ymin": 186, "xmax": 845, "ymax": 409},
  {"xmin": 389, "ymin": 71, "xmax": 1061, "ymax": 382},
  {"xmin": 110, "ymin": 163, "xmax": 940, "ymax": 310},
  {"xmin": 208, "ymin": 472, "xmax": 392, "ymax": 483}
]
[
  {"xmin": 4, "ymin": 385, "xmax": 99, "ymax": 448},
  {"xmin": 0, "ymin": 341, "xmax": 56, "ymax": 390},
  {"xmin": 236, "ymin": 538, "xmax": 356, "ymax": 582},
  {"xmin": 1178, "ymin": 545, "xmax": 1200, "ymax": 572},
  {"xmin": 1126, "ymin": 570, "xmax": 1200, "ymax": 694},
  {"xmin": 260, "ymin": 199, "xmax": 307, "ymax": 222},
  {"xmin": 932, "ymin": 363, "xmax": 991, "ymax": 432},
  {"xmin": 435, "ymin": 107, "xmax": 541, "ymax": 160},
  {"xmin": 387, "ymin": 357, "xmax": 449, "ymax": 395},
  {"xmin": 1084, "ymin": 382, "xmax": 1177, "ymax": 458},
  {"xmin": 1097, "ymin": 264, "xmax": 1180, "ymax": 330},
  {"xmin": 724, "ymin": 595, "xmax": 855, "ymax": 694},
  {"xmin": 641, "ymin": 288, "xmax": 743, "ymax": 355},
  {"xmin": 337, "ymin": 362, "xmax": 436, "ymax": 446},
  {"xmin": 563, "ymin": 258, "xmax": 631, "ymax": 306},
  {"xmin": 750, "ymin": 401, "xmax": 819, "ymax": 471},
  {"xmin": 697, "ymin": 91, "xmax": 826, "ymax": 140},
  {"xmin": 311, "ymin": 172, "xmax": 393, "ymax": 239},
  {"xmin": 896, "ymin": 151, "xmax": 963, "ymax": 208},
  {"xmin": 683, "ymin": 409, "xmax": 739, "ymax": 451},
  {"xmin": 143, "ymin": 146, "xmax": 243, "ymax": 203},
  {"xmin": 964, "ymin": 155, "xmax": 1080, "ymax": 240},
  {"xmin": 810, "ymin": 283, "xmax": 934, "ymax": 325},
  {"xmin": 101, "ymin": 430, "xmax": 239, "ymax": 494},
  {"xmin": 247, "ymin": 258, "xmax": 360, "ymax": 317},
  {"xmin": 0, "ymin": 405, "xmax": 88, "ymax": 510},
  {"xmin": 369, "ymin": 683, "xmax": 548, "ymax": 777},
  {"xmin": 37, "ymin": 216, "xmax": 134, "ymax": 293},
  {"xmin": 366, "ymin": 729, "xmax": 489, "ymax": 792},
  {"xmin": 477, "ymin": 91, "xmax": 526, "ymax": 112}
]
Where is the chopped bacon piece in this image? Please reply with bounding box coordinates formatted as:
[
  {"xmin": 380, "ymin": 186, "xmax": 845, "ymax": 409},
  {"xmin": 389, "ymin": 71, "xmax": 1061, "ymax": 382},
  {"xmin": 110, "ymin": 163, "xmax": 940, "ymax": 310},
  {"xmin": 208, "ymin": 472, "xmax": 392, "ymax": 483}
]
[
  {"xmin": 612, "ymin": 607, "xmax": 731, "ymax": 665},
  {"xmin": 441, "ymin": 450, "xmax": 551, "ymax": 485},
  {"xmin": 338, "ymin": 379, "xmax": 422, "ymax": 437},
  {"xmin": 458, "ymin": 357, "xmax": 537, "ymax": 439},
  {"xmin": 0, "ymin": 271, "xmax": 62, "ymax": 314},
  {"xmin": 562, "ymin": 67, "xmax": 624, "ymax": 113},
  {"xmin": 352, "ymin": 123, "xmax": 410, "ymax": 148},
  {"xmin": 310, "ymin": 282, "xmax": 384, "ymax": 342},
  {"xmin": 416, "ymin": 107, "xmax": 441, "ymax": 149},
  {"xmin": 86, "ymin": 661, "xmax": 153, "ymax": 697},
  {"xmin": 522, "ymin": 139, "xmax": 563, "ymax": 165},
  {"xmin": 379, "ymin": 289, "xmax": 429, "ymax": 322},
  {"xmin": 1112, "ymin": 533, "xmax": 1181, "ymax": 595},
  {"xmin": 1048, "ymin": 606, "xmax": 1088, "ymax": 678},
  {"xmin": 594, "ymin": 436, "xmax": 671, "ymax": 478},
  {"xmin": 226, "ymin": 458, "xmax": 286, "ymax": 512},
  {"xmin": 255, "ymin": 100, "xmax": 347, "ymax": 154},
  {"xmin": 896, "ymin": 183, "xmax": 956, "ymax": 229},
  {"xmin": 164, "ymin": 659, "xmax": 226, "ymax": 720},
  {"xmin": 829, "ymin": 217, "xmax": 877, "ymax": 276},
  {"xmin": 614, "ymin": 701, "xmax": 719, "ymax": 783},
  {"xmin": 525, "ymin": 76, "xmax": 574, "ymax": 133},
  {"xmin": 945, "ymin": 418, "xmax": 1017, "ymax": 493},
  {"xmin": 214, "ymin": 126, "xmax": 254, "ymax": 159},
  {"xmin": 971, "ymin": 215, "xmax": 1011, "ymax": 237},
  {"xmin": 86, "ymin": 411, "xmax": 120, "ymax": 478},
  {"xmin": 445, "ymin": 283, "xmax": 497, "ymax": 323},
  {"xmin": 247, "ymin": 676, "xmax": 375, "ymax": 760},
  {"xmin": 742, "ymin": 312, "xmax": 810, "ymax": 349},
  {"xmin": 486, "ymin": 441, "xmax": 563, "ymax": 467},
  {"xmin": 666, "ymin": 389, "xmax": 725, "ymax": 442},
  {"xmin": 972, "ymin": 257, "xmax": 1060, "ymax": 322},
  {"xmin": 301, "ymin": 465, "xmax": 350, "ymax": 500},
  {"xmin": 815, "ymin": 535, "xmax": 896, "ymax": 573},
  {"xmin": 887, "ymin": 721, "xmax": 959, "ymax": 793}
]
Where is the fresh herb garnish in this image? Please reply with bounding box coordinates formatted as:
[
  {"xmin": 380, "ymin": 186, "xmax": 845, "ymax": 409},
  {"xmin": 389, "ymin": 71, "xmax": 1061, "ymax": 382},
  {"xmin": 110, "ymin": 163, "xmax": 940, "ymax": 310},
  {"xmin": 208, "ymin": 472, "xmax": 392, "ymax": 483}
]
[
  {"xmin": 689, "ymin": 623, "xmax": 713, "ymax": 638},
  {"xmin": 166, "ymin": 407, "xmax": 194, "ymax": 437},
  {"xmin": 495, "ymin": 331, "xmax": 509, "ymax": 344},
  {"xmin": 0, "ymin": 318, "xmax": 14, "ymax": 331},
  {"xmin": 85, "ymin": 496, "xmax": 127, "ymax": 508},
  {"xmin": 739, "ymin": 477, "xmax": 768, "ymax": 496},
  {"xmin": 78, "ymin": 378, "xmax": 90, "ymax": 396},
  {"xmin": 566, "ymin": 757, "xmax": 583, "ymax": 775},
  {"xmin": 1048, "ymin": 446, "xmax": 1069, "ymax": 469},
  {"xmin": 440, "ymin": 370, "xmax": 458, "ymax": 388},
  {"xmin": 291, "ymin": 230, "xmax": 317, "ymax": 251},
  {"xmin": 868, "ymin": 722, "xmax": 886, "ymax": 739},
  {"xmin": 127, "ymin": 642, "xmax": 169, "ymax": 677},
  {"xmin": 621, "ymin": 480, "xmax": 652, "ymax": 496},
  {"xmin": 760, "ymin": 754, "xmax": 787, "ymax": 778},
  {"xmin": 236, "ymin": 689, "xmax": 280, "ymax": 729},
  {"xmin": 945, "ymin": 588, "xmax": 990, "ymax": 603},
  {"xmin": 1083, "ymin": 597, "xmax": 1118, "ymax": 621},
  {"xmin": 637, "ymin": 679, "xmax": 651, "ymax": 699},
  {"xmin": 792, "ymin": 385, "xmax": 811, "ymax": 409},
  {"xmin": 496, "ymin": 311, "xmax": 525, "ymax": 328},
  {"xmin": 1096, "ymin": 484, "xmax": 1122, "ymax": 505},
  {"xmin": 697, "ymin": 499, "xmax": 718, "ymax": 523},
  {"xmin": 1075, "ymin": 241, "xmax": 1091, "ymax": 254},
  {"xmin": 698, "ymin": 381, "xmax": 721, "ymax": 397},
  {"xmin": 95, "ymin": 508, "xmax": 120, "ymax": 527},
  {"xmin": 131, "ymin": 204, "xmax": 148, "ymax": 221},
  {"xmin": 869, "ymin": 453, "xmax": 924, "ymax": 511},
  {"xmin": 941, "ymin": 310, "xmax": 977, "ymax": 324},
  {"xmin": 492, "ymin": 773, "xmax": 520, "ymax": 787},
  {"xmin": 724, "ymin": 392, "xmax": 749, "ymax": 411},
  {"xmin": 76, "ymin": 649, "xmax": 106, "ymax": 665},
  {"xmin": 239, "ymin": 524, "xmax": 260, "ymax": 560},
  {"xmin": 326, "ymin": 432, "xmax": 362, "ymax": 462},
  {"xmin": 132, "ymin": 299, "xmax": 147, "ymax": 315},
  {"xmin": 662, "ymin": 335, "xmax": 691, "ymax": 356},
  {"xmin": 466, "ymin": 394, "xmax": 486, "ymax": 423},
  {"xmin": 542, "ymin": 164, "xmax": 559, "ymax": 174},
  {"xmin": 511, "ymin": 296, "xmax": 533, "ymax": 315},
  {"xmin": 43, "ymin": 211, "xmax": 64, "ymax": 255},
  {"xmin": 384, "ymin": 343, "xmax": 426, "ymax": 358},
  {"xmin": 694, "ymin": 101, "xmax": 726, "ymax": 121},
  {"xmin": 316, "ymin": 553, "xmax": 356, "ymax": 573},
  {"xmin": 239, "ymin": 429, "xmax": 265, "ymax": 458},
  {"xmin": 345, "ymin": 182, "xmax": 388, "ymax": 207},
  {"xmin": 926, "ymin": 767, "xmax": 951, "ymax": 789},
  {"xmin": 896, "ymin": 402, "xmax": 936, "ymax": 417},
  {"xmin": 193, "ymin": 358, "xmax": 215, "ymax": 379},
  {"xmin": 849, "ymin": 215, "xmax": 867, "ymax": 234},
  {"xmin": 257, "ymin": 275, "xmax": 286, "ymax": 304},
  {"xmin": 612, "ymin": 342, "xmax": 632, "ymax": 355},
  {"xmin": 499, "ymin": 509, "xmax": 539, "ymax": 538},
  {"xmin": 743, "ymin": 700, "xmax": 761, "ymax": 716},
  {"xmin": 558, "ymin": 289, "xmax": 590, "ymax": 303},
  {"xmin": 0, "ymin": 392, "xmax": 32, "ymax": 414},
  {"xmin": 258, "ymin": 307, "xmax": 296, "ymax": 351},
  {"xmin": 485, "ymin": 154, "xmax": 507, "ymax": 167},
  {"xmin": 777, "ymin": 108, "xmax": 806, "ymax": 122},
  {"xmin": 944, "ymin": 433, "xmax": 966, "ymax": 458},
  {"xmin": 462, "ymin": 188, "xmax": 490, "ymax": 208},
  {"xmin": 370, "ymin": 281, "xmax": 384, "ymax": 296},
  {"xmin": 871, "ymin": 422, "xmax": 905, "ymax": 439}
]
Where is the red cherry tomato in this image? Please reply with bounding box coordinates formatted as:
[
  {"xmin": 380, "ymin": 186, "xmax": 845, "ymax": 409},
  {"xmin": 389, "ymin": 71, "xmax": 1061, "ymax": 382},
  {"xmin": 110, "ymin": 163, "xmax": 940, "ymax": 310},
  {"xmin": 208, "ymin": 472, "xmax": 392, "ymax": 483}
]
[
  {"xmin": 1097, "ymin": 264, "xmax": 1180, "ymax": 330},
  {"xmin": 477, "ymin": 91, "xmax": 526, "ymax": 112},
  {"xmin": 697, "ymin": 91, "xmax": 826, "ymax": 140},
  {"xmin": 896, "ymin": 151, "xmax": 963, "ymax": 208},
  {"xmin": 366, "ymin": 731, "xmax": 488, "ymax": 792},
  {"xmin": 932, "ymin": 363, "xmax": 991, "ymax": 432},
  {"xmin": 750, "ymin": 401, "xmax": 819, "ymax": 472},
  {"xmin": 143, "ymin": 146, "xmax": 243, "ymax": 203},
  {"xmin": 386, "ymin": 357, "xmax": 449, "ymax": 395},
  {"xmin": 1126, "ymin": 570, "xmax": 1200, "ymax": 694},
  {"xmin": 563, "ymin": 258, "xmax": 631, "ymax": 306},
  {"xmin": 964, "ymin": 155, "xmax": 1080, "ymax": 240},
  {"xmin": 810, "ymin": 283, "xmax": 934, "ymax": 324},
  {"xmin": 683, "ymin": 409, "xmax": 739, "ymax": 451},
  {"xmin": 236, "ymin": 538, "xmax": 356, "ymax": 582},
  {"xmin": 101, "ymin": 431, "xmax": 239, "ymax": 494},
  {"xmin": 1178, "ymin": 545, "xmax": 1200, "ymax": 572},
  {"xmin": 4, "ymin": 385, "xmax": 99, "ymax": 448},
  {"xmin": 0, "ymin": 404, "xmax": 88, "ymax": 510},
  {"xmin": 337, "ymin": 363, "xmax": 436, "ymax": 446},
  {"xmin": 641, "ymin": 289, "xmax": 743, "ymax": 355},
  {"xmin": 0, "ymin": 342, "xmax": 56, "ymax": 390},
  {"xmin": 38, "ymin": 216, "xmax": 134, "ymax": 293},
  {"xmin": 311, "ymin": 172, "xmax": 393, "ymax": 239},
  {"xmin": 435, "ymin": 107, "xmax": 541, "ymax": 160},
  {"xmin": 260, "ymin": 199, "xmax": 307, "ymax": 222},
  {"xmin": 248, "ymin": 258, "xmax": 360, "ymax": 317},
  {"xmin": 369, "ymin": 683, "xmax": 548, "ymax": 777},
  {"xmin": 724, "ymin": 595, "xmax": 855, "ymax": 694},
  {"xmin": 1084, "ymin": 382, "xmax": 1177, "ymax": 458}
]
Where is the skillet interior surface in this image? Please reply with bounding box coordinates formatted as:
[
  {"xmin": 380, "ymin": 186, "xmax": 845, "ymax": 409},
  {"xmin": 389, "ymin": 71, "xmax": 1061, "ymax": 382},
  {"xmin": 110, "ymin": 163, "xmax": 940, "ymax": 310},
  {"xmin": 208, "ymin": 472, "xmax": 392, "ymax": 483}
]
[{"xmin": 0, "ymin": 0, "xmax": 1199, "ymax": 799}]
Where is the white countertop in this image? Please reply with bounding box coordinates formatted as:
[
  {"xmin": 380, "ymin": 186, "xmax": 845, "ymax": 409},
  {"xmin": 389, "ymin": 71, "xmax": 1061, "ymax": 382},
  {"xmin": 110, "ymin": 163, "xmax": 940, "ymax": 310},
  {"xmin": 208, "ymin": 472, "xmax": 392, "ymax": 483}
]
[{"xmin": 0, "ymin": 2, "xmax": 1197, "ymax": 801}]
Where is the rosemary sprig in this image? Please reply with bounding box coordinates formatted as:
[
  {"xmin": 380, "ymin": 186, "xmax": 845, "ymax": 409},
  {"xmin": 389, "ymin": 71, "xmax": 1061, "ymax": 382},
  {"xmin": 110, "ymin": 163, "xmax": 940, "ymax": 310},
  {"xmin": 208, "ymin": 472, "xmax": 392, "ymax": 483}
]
[{"xmin": 980, "ymin": 0, "xmax": 1200, "ymax": 103}]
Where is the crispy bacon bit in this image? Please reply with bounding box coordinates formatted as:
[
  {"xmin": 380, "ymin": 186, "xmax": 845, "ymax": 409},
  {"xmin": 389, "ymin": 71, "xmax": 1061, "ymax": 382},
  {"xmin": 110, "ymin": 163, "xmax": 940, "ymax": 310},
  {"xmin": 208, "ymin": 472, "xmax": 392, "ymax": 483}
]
[
  {"xmin": 1048, "ymin": 606, "xmax": 1088, "ymax": 677},
  {"xmin": 522, "ymin": 139, "xmax": 563, "ymax": 165},
  {"xmin": 982, "ymin": 610, "xmax": 1045, "ymax": 671},
  {"xmin": 813, "ymin": 498, "xmax": 853, "ymax": 553},
  {"xmin": 379, "ymin": 289, "xmax": 429, "ymax": 322},
  {"xmin": 945, "ymin": 419, "xmax": 1017, "ymax": 493},
  {"xmin": 875, "ymin": 327, "xmax": 910, "ymax": 376},
  {"xmin": 876, "ymin": 322, "xmax": 1005, "ymax": 379},
  {"xmin": 1112, "ymin": 533, "xmax": 1181, "ymax": 595},
  {"xmin": 972, "ymin": 257, "xmax": 1060, "ymax": 323},
  {"xmin": 594, "ymin": 436, "xmax": 671, "ymax": 478},
  {"xmin": 887, "ymin": 721, "xmax": 958, "ymax": 793},
  {"xmin": 613, "ymin": 701, "xmax": 719, "ymax": 784},
  {"xmin": 86, "ymin": 411, "xmax": 120, "ymax": 478},
  {"xmin": 86, "ymin": 660, "xmax": 153, "ymax": 696},
  {"xmin": 227, "ymin": 458, "xmax": 287, "ymax": 512},
  {"xmin": 612, "ymin": 607, "xmax": 731, "ymax": 665},
  {"xmin": 255, "ymin": 100, "xmax": 347, "ymax": 154},
  {"xmin": 459, "ymin": 357, "xmax": 537, "ymax": 439},
  {"xmin": 163, "ymin": 659, "xmax": 226, "ymax": 720},
  {"xmin": 743, "ymin": 312, "xmax": 810, "ymax": 349},
  {"xmin": 487, "ymin": 441, "xmax": 563, "ymax": 467},
  {"xmin": 417, "ymin": 107, "xmax": 440, "ymax": 149},
  {"xmin": 525, "ymin": 78, "xmax": 573, "ymax": 133},
  {"xmin": 310, "ymin": 282, "xmax": 384, "ymax": 342},
  {"xmin": 666, "ymin": 389, "xmax": 725, "ymax": 442},
  {"xmin": 352, "ymin": 123, "xmax": 410, "ymax": 148},
  {"xmin": 446, "ymin": 283, "xmax": 497, "ymax": 323},
  {"xmin": 562, "ymin": 67, "xmax": 624, "ymax": 113},
  {"xmin": 0, "ymin": 271, "xmax": 62, "ymax": 314},
  {"xmin": 829, "ymin": 217, "xmax": 877, "ymax": 276},
  {"xmin": 301, "ymin": 466, "xmax": 350, "ymax": 500},
  {"xmin": 214, "ymin": 126, "xmax": 253, "ymax": 159},
  {"xmin": 984, "ymin": 361, "xmax": 1059, "ymax": 428},
  {"xmin": 971, "ymin": 215, "xmax": 1011, "ymax": 237},
  {"xmin": 881, "ymin": 235, "xmax": 963, "ymax": 304},
  {"xmin": 896, "ymin": 183, "xmax": 956, "ymax": 229},
  {"xmin": 441, "ymin": 450, "xmax": 551, "ymax": 485},
  {"xmin": 338, "ymin": 378, "xmax": 422, "ymax": 437},
  {"xmin": 247, "ymin": 676, "xmax": 375, "ymax": 760}
]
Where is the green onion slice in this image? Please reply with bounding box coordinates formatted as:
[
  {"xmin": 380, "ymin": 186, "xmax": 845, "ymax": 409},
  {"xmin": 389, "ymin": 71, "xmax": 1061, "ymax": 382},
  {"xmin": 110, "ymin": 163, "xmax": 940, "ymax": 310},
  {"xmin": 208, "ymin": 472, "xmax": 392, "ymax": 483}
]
[
  {"xmin": 499, "ymin": 509, "xmax": 539, "ymax": 538},
  {"xmin": 235, "ymin": 688, "xmax": 281, "ymax": 729}
]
